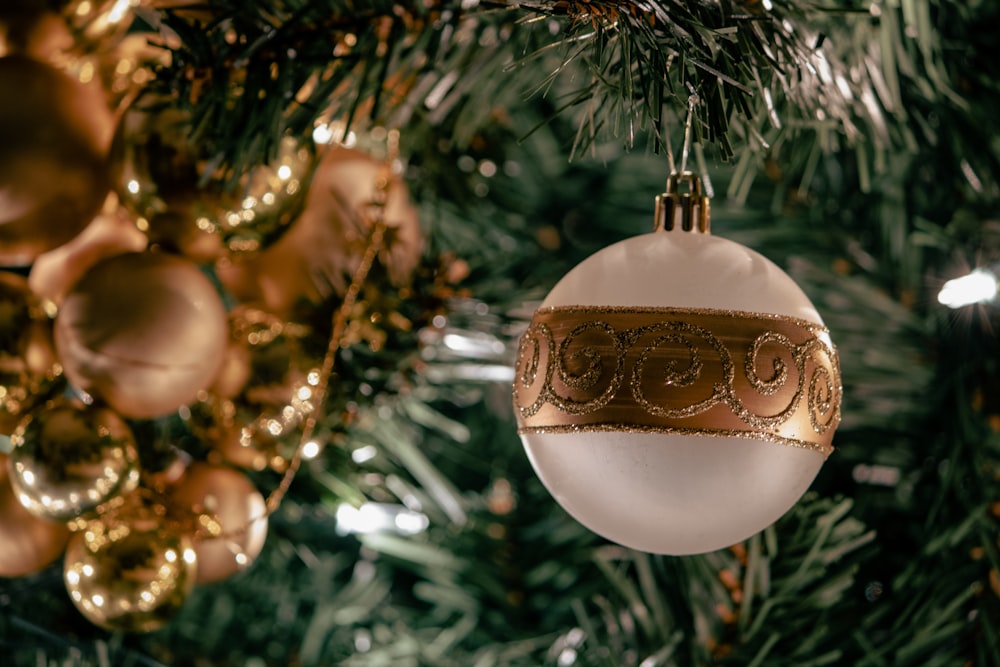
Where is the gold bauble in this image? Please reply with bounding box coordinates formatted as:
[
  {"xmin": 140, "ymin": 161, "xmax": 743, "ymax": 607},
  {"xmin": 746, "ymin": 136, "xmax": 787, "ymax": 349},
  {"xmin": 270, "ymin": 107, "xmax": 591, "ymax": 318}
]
[
  {"xmin": 0, "ymin": 8, "xmax": 73, "ymax": 60},
  {"xmin": 184, "ymin": 397, "xmax": 267, "ymax": 472},
  {"xmin": 166, "ymin": 462, "xmax": 268, "ymax": 584},
  {"xmin": 0, "ymin": 453, "xmax": 70, "ymax": 578},
  {"xmin": 0, "ymin": 4, "xmax": 161, "ymax": 113},
  {"xmin": 207, "ymin": 336, "xmax": 252, "ymax": 401},
  {"xmin": 113, "ymin": 99, "xmax": 314, "ymax": 261},
  {"xmin": 186, "ymin": 396, "xmax": 292, "ymax": 473},
  {"xmin": 63, "ymin": 504, "xmax": 197, "ymax": 632},
  {"xmin": 229, "ymin": 308, "xmax": 319, "ymax": 469},
  {"xmin": 54, "ymin": 251, "xmax": 230, "ymax": 419},
  {"xmin": 188, "ymin": 308, "xmax": 319, "ymax": 472},
  {"xmin": 61, "ymin": 0, "xmax": 137, "ymax": 48},
  {"xmin": 0, "ymin": 54, "xmax": 113, "ymax": 266},
  {"xmin": 0, "ymin": 271, "xmax": 60, "ymax": 434},
  {"xmin": 216, "ymin": 145, "xmax": 423, "ymax": 317},
  {"xmin": 211, "ymin": 412, "xmax": 283, "ymax": 473},
  {"xmin": 233, "ymin": 308, "xmax": 318, "ymax": 410},
  {"xmin": 219, "ymin": 407, "xmax": 298, "ymax": 474},
  {"xmin": 27, "ymin": 198, "xmax": 148, "ymax": 307},
  {"xmin": 97, "ymin": 33, "xmax": 169, "ymax": 112},
  {"xmin": 8, "ymin": 397, "xmax": 140, "ymax": 522}
]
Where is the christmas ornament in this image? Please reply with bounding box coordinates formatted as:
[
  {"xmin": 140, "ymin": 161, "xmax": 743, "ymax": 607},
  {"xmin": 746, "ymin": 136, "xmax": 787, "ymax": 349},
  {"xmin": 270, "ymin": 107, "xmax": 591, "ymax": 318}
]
[
  {"xmin": 188, "ymin": 308, "xmax": 319, "ymax": 473},
  {"xmin": 216, "ymin": 143, "xmax": 422, "ymax": 317},
  {"xmin": 0, "ymin": 453, "xmax": 70, "ymax": 577},
  {"xmin": 63, "ymin": 502, "xmax": 197, "ymax": 632},
  {"xmin": 512, "ymin": 172, "xmax": 841, "ymax": 555},
  {"xmin": 28, "ymin": 197, "xmax": 148, "ymax": 307},
  {"xmin": 60, "ymin": 0, "xmax": 138, "ymax": 48},
  {"xmin": 97, "ymin": 33, "xmax": 169, "ymax": 111},
  {"xmin": 0, "ymin": 7, "xmax": 73, "ymax": 60},
  {"xmin": 185, "ymin": 398, "xmax": 270, "ymax": 472},
  {"xmin": 208, "ymin": 336, "xmax": 253, "ymax": 400},
  {"xmin": 8, "ymin": 397, "xmax": 140, "ymax": 522},
  {"xmin": 53, "ymin": 251, "xmax": 229, "ymax": 419},
  {"xmin": 0, "ymin": 1, "xmax": 135, "ymax": 65},
  {"xmin": 113, "ymin": 99, "xmax": 314, "ymax": 260},
  {"xmin": 0, "ymin": 5, "xmax": 146, "ymax": 118},
  {"xmin": 166, "ymin": 462, "xmax": 268, "ymax": 584},
  {"xmin": 0, "ymin": 271, "xmax": 59, "ymax": 434},
  {"xmin": 0, "ymin": 54, "xmax": 113, "ymax": 266}
]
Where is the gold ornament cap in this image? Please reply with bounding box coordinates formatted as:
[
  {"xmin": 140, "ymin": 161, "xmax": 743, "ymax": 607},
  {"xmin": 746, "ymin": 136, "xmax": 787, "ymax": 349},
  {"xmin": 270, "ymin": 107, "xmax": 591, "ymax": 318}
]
[{"xmin": 654, "ymin": 172, "xmax": 710, "ymax": 234}]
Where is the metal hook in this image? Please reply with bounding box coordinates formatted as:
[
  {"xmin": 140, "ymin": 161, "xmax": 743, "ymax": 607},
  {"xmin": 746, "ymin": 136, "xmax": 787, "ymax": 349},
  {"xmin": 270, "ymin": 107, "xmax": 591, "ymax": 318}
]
[{"xmin": 655, "ymin": 92, "xmax": 710, "ymax": 234}]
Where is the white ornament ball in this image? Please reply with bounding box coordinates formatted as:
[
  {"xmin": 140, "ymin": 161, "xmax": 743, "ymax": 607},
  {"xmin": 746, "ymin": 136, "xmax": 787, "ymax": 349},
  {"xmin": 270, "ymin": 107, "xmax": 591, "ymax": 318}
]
[
  {"xmin": 54, "ymin": 251, "xmax": 229, "ymax": 418},
  {"xmin": 513, "ymin": 227, "xmax": 841, "ymax": 555}
]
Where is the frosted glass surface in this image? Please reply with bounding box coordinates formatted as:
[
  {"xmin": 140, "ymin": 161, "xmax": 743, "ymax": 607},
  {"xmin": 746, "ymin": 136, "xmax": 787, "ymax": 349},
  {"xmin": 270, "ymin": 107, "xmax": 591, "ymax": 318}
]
[
  {"xmin": 522, "ymin": 230, "xmax": 829, "ymax": 554},
  {"xmin": 524, "ymin": 432, "xmax": 823, "ymax": 554},
  {"xmin": 541, "ymin": 231, "xmax": 823, "ymax": 323}
]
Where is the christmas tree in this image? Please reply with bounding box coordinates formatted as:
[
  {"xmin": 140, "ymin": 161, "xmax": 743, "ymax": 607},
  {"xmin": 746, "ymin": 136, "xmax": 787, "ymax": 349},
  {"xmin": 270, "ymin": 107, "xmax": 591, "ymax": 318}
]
[{"xmin": 1, "ymin": 1, "xmax": 999, "ymax": 665}]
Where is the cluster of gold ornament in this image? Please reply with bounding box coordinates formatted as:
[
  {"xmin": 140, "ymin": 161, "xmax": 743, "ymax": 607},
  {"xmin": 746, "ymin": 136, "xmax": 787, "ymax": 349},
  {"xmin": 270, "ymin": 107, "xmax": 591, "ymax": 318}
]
[{"xmin": 0, "ymin": 2, "xmax": 423, "ymax": 633}]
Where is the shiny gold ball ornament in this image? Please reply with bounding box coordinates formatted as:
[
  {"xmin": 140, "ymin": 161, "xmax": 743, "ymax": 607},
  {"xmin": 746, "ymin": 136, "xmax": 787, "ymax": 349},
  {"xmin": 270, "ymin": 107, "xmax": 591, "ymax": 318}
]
[
  {"xmin": 61, "ymin": 0, "xmax": 138, "ymax": 48},
  {"xmin": 54, "ymin": 251, "xmax": 229, "ymax": 419},
  {"xmin": 188, "ymin": 308, "xmax": 319, "ymax": 472},
  {"xmin": 8, "ymin": 398, "xmax": 140, "ymax": 522},
  {"xmin": 227, "ymin": 309, "xmax": 319, "ymax": 470},
  {"xmin": 113, "ymin": 99, "xmax": 314, "ymax": 260},
  {"xmin": 167, "ymin": 462, "xmax": 268, "ymax": 584},
  {"xmin": 216, "ymin": 144, "xmax": 422, "ymax": 316},
  {"xmin": 63, "ymin": 504, "xmax": 197, "ymax": 632},
  {"xmin": 0, "ymin": 54, "xmax": 113, "ymax": 266},
  {"xmin": 513, "ymin": 173, "xmax": 842, "ymax": 555},
  {"xmin": 186, "ymin": 396, "xmax": 294, "ymax": 473},
  {"xmin": 0, "ymin": 453, "xmax": 70, "ymax": 577},
  {"xmin": 0, "ymin": 271, "xmax": 59, "ymax": 434}
]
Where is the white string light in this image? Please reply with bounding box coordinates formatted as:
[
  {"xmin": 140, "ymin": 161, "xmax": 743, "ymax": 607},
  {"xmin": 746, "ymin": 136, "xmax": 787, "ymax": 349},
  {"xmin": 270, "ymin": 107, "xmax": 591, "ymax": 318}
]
[{"xmin": 937, "ymin": 268, "xmax": 998, "ymax": 308}]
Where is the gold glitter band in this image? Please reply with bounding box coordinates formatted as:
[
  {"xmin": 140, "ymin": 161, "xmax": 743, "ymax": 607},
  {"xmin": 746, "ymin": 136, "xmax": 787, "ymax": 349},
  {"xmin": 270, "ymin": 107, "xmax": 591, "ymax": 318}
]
[{"xmin": 513, "ymin": 306, "xmax": 841, "ymax": 457}]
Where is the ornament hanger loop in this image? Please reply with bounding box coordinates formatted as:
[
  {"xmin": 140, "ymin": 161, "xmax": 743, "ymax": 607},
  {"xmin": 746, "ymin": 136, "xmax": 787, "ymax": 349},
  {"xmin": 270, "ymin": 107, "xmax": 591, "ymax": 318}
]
[
  {"xmin": 665, "ymin": 87, "xmax": 700, "ymax": 177},
  {"xmin": 656, "ymin": 91, "xmax": 710, "ymax": 234}
]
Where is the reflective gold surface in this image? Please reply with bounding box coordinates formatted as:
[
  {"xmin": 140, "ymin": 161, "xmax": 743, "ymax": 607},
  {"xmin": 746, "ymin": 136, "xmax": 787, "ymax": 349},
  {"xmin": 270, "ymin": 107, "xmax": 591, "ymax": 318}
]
[
  {"xmin": 64, "ymin": 508, "xmax": 197, "ymax": 632},
  {"xmin": 514, "ymin": 306, "xmax": 841, "ymax": 456},
  {"xmin": 0, "ymin": 271, "xmax": 60, "ymax": 434},
  {"xmin": 9, "ymin": 398, "xmax": 139, "ymax": 521},
  {"xmin": 113, "ymin": 100, "xmax": 315, "ymax": 260},
  {"xmin": 0, "ymin": 453, "xmax": 69, "ymax": 577}
]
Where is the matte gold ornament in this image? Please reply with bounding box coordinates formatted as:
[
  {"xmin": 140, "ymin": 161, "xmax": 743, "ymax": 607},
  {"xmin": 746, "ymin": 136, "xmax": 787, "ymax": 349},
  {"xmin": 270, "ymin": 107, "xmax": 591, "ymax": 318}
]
[
  {"xmin": 0, "ymin": 271, "xmax": 60, "ymax": 434},
  {"xmin": 513, "ymin": 173, "xmax": 842, "ymax": 555},
  {"xmin": 0, "ymin": 55, "xmax": 113, "ymax": 266},
  {"xmin": 0, "ymin": 7, "xmax": 73, "ymax": 60},
  {"xmin": 8, "ymin": 397, "xmax": 140, "ymax": 522},
  {"xmin": 0, "ymin": 6, "xmax": 147, "ymax": 119},
  {"xmin": 0, "ymin": 453, "xmax": 70, "ymax": 577},
  {"xmin": 63, "ymin": 503, "xmax": 197, "ymax": 632},
  {"xmin": 208, "ymin": 336, "xmax": 253, "ymax": 401},
  {"xmin": 54, "ymin": 251, "xmax": 229, "ymax": 419},
  {"xmin": 166, "ymin": 462, "xmax": 268, "ymax": 584},
  {"xmin": 28, "ymin": 198, "xmax": 149, "ymax": 307},
  {"xmin": 113, "ymin": 99, "xmax": 314, "ymax": 261},
  {"xmin": 216, "ymin": 144, "xmax": 423, "ymax": 317}
]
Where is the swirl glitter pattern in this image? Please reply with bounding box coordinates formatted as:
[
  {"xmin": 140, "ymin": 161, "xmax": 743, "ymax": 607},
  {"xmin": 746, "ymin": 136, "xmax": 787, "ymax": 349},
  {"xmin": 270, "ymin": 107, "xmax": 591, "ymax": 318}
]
[{"xmin": 513, "ymin": 306, "xmax": 841, "ymax": 456}]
